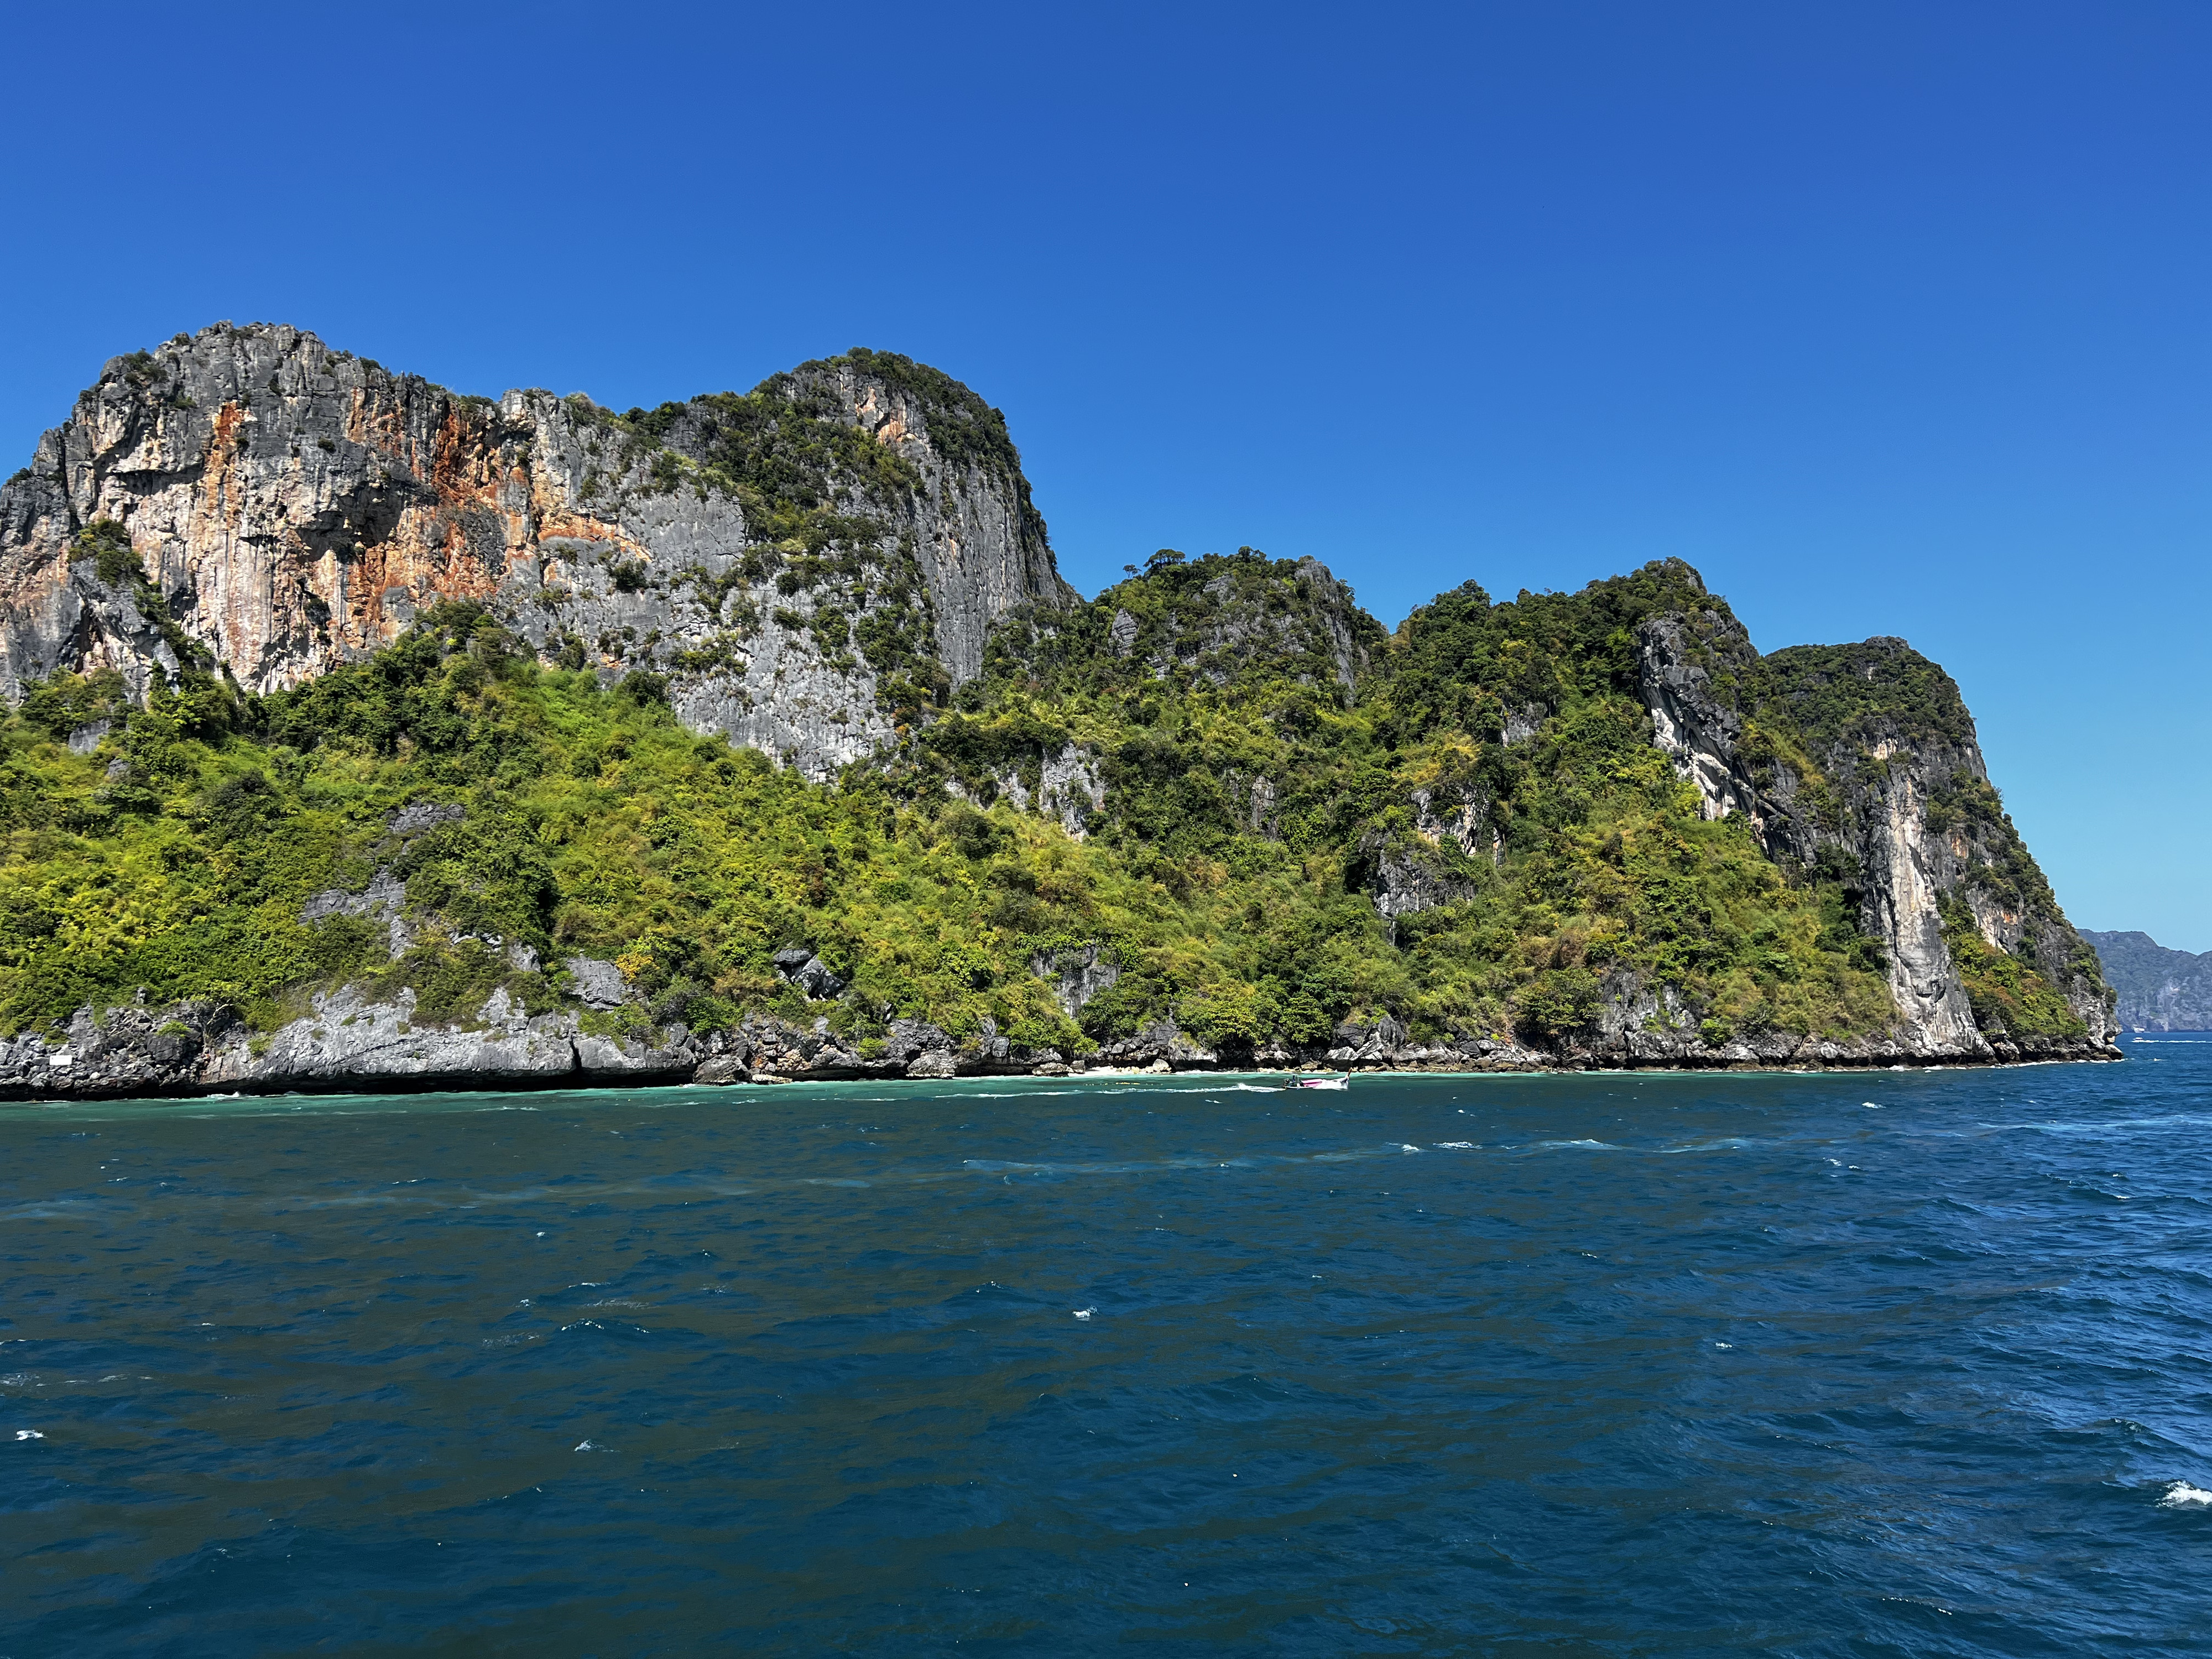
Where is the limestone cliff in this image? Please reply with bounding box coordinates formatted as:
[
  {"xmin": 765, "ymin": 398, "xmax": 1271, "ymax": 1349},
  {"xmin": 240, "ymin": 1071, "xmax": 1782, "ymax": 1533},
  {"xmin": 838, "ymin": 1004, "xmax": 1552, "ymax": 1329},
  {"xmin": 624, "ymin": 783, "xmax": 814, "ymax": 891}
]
[
  {"xmin": 1627, "ymin": 599, "xmax": 2115, "ymax": 1057},
  {"xmin": 0, "ymin": 323, "xmax": 1073, "ymax": 779}
]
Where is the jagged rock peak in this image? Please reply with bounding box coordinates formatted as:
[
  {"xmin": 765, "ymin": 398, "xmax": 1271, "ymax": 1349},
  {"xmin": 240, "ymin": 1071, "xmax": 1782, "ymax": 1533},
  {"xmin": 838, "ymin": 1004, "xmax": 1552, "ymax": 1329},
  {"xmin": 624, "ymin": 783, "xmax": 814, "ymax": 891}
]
[{"xmin": 0, "ymin": 322, "xmax": 1075, "ymax": 779}]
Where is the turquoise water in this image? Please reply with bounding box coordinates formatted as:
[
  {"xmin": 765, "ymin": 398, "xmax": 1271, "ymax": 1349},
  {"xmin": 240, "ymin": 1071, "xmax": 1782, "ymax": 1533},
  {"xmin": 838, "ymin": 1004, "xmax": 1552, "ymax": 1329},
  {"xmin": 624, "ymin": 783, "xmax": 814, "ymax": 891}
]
[{"xmin": 4, "ymin": 1042, "xmax": 2209, "ymax": 1655}]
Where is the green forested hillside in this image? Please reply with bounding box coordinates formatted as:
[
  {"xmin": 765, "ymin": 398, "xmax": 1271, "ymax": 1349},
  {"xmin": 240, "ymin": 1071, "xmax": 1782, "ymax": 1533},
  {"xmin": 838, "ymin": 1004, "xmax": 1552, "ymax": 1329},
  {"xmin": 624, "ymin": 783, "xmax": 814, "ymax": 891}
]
[
  {"xmin": 950, "ymin": 551, "xmax": 1898, "ymax": 1047},
  {"xmin": 2, "ymin": 546, "xmax": 2004, "ymax": 1060}
]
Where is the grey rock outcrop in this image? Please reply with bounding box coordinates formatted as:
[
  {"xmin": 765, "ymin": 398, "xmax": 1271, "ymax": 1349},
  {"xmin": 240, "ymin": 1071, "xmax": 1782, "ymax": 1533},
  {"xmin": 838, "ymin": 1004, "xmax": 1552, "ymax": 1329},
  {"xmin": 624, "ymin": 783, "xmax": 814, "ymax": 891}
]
[
  {"xmin": 301, "ymin": 868, "xmax": 412, "ymax": 956},
  {"xmin": 390, "ymin": 800, "xmax": 465, "ymax": 836},
  {"xmin": 1089, "ymin": 1019, "xmax": 1219, "ymax": 1070},
  {"xmin": 208, "ymin": 985, "xmax": 579, "ymax": 1087},
  {"xmin": 771, "ymin": 947, "xmax": 847, "ymax": 999},
  {"xmin": 1030, "ymin": 943, "xmax": 1120, "ymax": 1019},
  {"xmin": 884, "ymin": 1018, "xmax": 958, "ymax": 1077},
  {"xmin": 0, "ymin": 1001, "xmax": 226, "ymax": 1098},
  {"xmin": 702, "ymin": 1012, "xmax": 1058, "ymax": 1083},
  {"xmin": 1363, "ymin": 838, "xmax": 1478, "ymax": 929},
  {"xmin": 1635, "ymin": 612, "xmax": 1765, "ymax": 828},
  {"xmin": 1240, "ymin": 988, "xmax": 2111, "ymax": 1073},
  {"xmin": 1008, "ymin": 745, "xmax": 1106, "ymax": 837},
  {"xmin": 1355, "ymin": 781, "xmax": 1498, "ymax": 933},
  {"xmin": 564, "ymin": 956, "xmax": 631, "ymax": 1010},
  {"xmin": 1326, "ymin": 1014, "xmax": 1410, "ymax": 1064},
  {"xmin": 0, "ymin": 324, "xmax": 1074, "ymax": 781},
  {"xmin": 0, "ymin": 985, "xmax": 711, "ymax": 1100},
  {"xmin": 1501, "ymin": 705, "xmax": 1547, "ymax": 746},
  {"xmin": 0, "ymin": 985, "xmax": 1120, "ymax": 1101}
]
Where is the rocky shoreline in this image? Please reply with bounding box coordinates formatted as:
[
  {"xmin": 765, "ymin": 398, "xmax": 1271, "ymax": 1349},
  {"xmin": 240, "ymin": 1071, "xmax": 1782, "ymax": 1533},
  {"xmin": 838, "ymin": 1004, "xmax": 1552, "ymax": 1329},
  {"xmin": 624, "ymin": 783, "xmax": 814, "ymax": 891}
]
[{"xmin": 0, "ymin": 990, "xmax": 2123, "ymax": 1104}]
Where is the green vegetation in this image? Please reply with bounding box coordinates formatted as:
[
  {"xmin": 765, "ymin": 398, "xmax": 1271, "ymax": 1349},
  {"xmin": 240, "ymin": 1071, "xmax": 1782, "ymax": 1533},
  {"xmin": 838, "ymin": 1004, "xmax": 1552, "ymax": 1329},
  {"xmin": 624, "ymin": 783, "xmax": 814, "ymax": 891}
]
[
  {"xmin": 1752, "ymin": 639, "xmax": 1979, "ymax": 754},
  {"xmin": 2, "ymin": 603, "xmax": 1101, "ymax": 1051},
  {"xmin": 1939, "ymin": 898, "xmax": 2087, "ymax": 1037},
  {"xmin": 0, "ymin": 548, "xmax": 2088, "ymax": 1056},
  {"xmin": 952, "ymin": 552, "xmax": 1898, "ymax": 1046}
]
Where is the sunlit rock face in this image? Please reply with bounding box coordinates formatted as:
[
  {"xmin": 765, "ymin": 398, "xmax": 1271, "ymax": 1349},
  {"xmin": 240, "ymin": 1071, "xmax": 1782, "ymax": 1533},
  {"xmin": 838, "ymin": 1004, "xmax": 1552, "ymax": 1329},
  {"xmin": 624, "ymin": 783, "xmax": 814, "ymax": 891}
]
[{"xmin": 0, "ymin": 323, "xmax": 1073, "ymax": 780}]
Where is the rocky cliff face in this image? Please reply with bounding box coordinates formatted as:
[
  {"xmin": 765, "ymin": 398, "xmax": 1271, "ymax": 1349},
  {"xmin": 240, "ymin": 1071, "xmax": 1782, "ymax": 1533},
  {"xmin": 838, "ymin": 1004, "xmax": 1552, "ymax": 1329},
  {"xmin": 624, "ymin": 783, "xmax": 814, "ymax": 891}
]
[
  {"xmin": 2081, "ymin": 931, "xmax": 2212, "ymax": 1030},
  {"xmin": 1627, "ymin": 599, "xmax": 2115, "ymax": 1056},
  {"xmin": 0, "ymin": 324, "xmax": 1072, "ymax": 779},
  {"xmin": 0, "ymin": 988, "xmax": 1091, "ymax": 1101}
]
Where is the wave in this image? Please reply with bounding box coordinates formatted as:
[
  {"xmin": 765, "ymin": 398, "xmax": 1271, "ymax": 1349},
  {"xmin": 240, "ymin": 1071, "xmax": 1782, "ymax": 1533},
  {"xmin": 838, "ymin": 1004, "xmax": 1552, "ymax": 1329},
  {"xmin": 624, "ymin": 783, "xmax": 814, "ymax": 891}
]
[
  {"xmin": 0, "ymin": 1200, "xmax": 105, "ymax": 1221},
  {"xmin": 1977, "ymin": 1114, "xmax": 2212, "ymax": 1135}
]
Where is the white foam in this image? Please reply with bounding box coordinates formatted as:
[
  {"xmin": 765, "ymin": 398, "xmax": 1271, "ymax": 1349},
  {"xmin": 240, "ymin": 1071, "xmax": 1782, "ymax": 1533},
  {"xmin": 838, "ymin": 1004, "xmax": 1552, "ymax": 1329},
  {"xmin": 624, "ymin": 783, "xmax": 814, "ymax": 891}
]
[
  {"xmin": 1436, "ymin": 1141, "xmax": 1476, "ymax": 1149},
  {"xmin": 574, "ymin": 1439, "xmax": 596, "ymax": 1452},
  {"xmin": 13, "ymin": 1429, "xmax": 43, "ymax": 1440},
  {"xmin": 2159, "ymin": 1481, "xmax": 2212, "ymax": 1507},
  {"xmin": 1400, "ymin": 1144, "xmax": 1421, "ymax": 1153},
  {"xmin": 1071, "ymin": 1307, "xmax": 1095, "ymax": 1321},
  {"xmin": 1863, "ymin": 1102, "xmax": 1881, "ymax": 1109},
  {"xmin": 1228, "ymin": 1083, "xmax": 1284, "ymax": 1093}
]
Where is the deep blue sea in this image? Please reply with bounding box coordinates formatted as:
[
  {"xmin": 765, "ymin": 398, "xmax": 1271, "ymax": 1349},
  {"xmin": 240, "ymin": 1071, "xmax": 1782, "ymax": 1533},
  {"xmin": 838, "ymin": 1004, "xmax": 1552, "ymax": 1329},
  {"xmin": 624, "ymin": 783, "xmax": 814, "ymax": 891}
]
[{"xmin": 4, "ymin": 1040, "xmax": 2210, "ymax": 1656}]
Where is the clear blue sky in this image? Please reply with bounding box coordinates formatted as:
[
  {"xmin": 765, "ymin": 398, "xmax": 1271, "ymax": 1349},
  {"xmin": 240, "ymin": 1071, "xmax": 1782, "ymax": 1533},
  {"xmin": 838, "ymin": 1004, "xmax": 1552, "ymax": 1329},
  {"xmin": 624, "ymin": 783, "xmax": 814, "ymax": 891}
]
[{"xmin": 4, "ymin": 2, "xmax": 2205, "ymax": 947}]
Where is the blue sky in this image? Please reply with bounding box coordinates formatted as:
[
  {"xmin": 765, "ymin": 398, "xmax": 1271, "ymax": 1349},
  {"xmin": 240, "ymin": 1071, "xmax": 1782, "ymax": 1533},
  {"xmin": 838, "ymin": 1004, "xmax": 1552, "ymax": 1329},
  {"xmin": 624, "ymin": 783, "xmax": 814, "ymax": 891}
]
[{"xmin": 3, "ymin": 2, "xmax": 2205, "ymax": 947}]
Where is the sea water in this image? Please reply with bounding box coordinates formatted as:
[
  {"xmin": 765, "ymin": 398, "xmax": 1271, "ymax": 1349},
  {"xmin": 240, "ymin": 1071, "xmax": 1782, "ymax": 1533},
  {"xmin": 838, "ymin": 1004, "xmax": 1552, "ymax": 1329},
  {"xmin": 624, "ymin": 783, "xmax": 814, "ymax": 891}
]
[{"xmin": 3, "ymin": 1040, "xmax": 2208, "ymax": 1655}]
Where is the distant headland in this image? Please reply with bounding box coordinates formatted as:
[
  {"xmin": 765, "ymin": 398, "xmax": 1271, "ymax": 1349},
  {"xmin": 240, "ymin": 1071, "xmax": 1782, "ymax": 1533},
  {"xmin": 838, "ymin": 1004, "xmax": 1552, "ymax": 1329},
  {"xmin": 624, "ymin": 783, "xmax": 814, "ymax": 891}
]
[{"xmin": 2082, "ymin": 931, "xmax": 2212, "ymax": 1031}]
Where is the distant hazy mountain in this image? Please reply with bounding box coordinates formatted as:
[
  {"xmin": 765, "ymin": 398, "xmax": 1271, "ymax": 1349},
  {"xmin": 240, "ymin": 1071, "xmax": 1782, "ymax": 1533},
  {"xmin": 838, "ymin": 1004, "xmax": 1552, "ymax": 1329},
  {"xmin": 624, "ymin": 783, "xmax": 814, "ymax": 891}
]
[{"xmin": 2081, "ymin": 931, "xmax": 2212, "ymax": 1030}]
